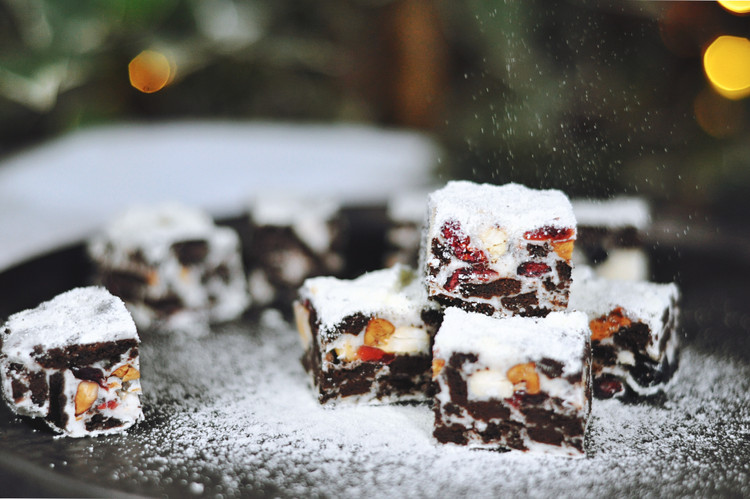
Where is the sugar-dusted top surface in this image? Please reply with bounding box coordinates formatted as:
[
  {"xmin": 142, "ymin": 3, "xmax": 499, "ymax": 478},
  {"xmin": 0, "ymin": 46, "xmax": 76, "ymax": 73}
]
[
  {"xmin": 299, "ymin": 264, "xmax": 429, "ymax": 330},
  {"xmin": 93, "ymin": 202, "xmax": 215, "ymax": 250},
  {"xmin": 428, "ymin": 181, "xmax": 576, "ymax": 237},
  {"xmin": 569, "ymin": 268, "xmax": 679, "ymax": 332},
  {"xmin": 2, "ymin": 287, "xmax": 138, "ymax": 355},
  {"xmin": 434, "ymin": 308, "xmax": 589, "ymax": 373},
  {"xmin": 250, "ymin": 195, "xmax": 340, "ymax": 226},
  {"xmin": 571, "ymin": 196, "xmax": 650, "ymax": 229},
  {"xmin": 249, "ymin": 195, "xmax": 340, "ymax": 253}
]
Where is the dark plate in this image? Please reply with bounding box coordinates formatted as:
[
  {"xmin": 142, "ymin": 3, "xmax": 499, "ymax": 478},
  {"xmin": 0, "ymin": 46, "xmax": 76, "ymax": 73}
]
[{"xmin": 0, "ymin": 230, "xmax": 749, "ymax": 498}]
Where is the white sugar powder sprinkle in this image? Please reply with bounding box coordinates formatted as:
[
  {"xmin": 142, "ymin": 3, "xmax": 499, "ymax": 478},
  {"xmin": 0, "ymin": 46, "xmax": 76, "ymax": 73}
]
[
  {"xmin": 435, "ymin": 308, "xmax": 589, "ymax": 374},
  {"xmin": 2, "ymin": 287, "xmax": 137, "ymax": 355},
  {"xmin": 4, "ymin": 309, "xmax": 748, "ymax": 498},
  {"xmin": 428, "ymin": 181, "xmax": 576, "ymax": 238},
  {"xmin": 299, "ymin": 264, "xmax": 430, "ymax": 330}
]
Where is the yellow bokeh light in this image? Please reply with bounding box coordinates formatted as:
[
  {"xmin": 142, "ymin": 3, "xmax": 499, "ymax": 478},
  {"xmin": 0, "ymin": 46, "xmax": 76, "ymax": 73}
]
[
  {"xmin": 694, "ymin": 86, "xmax": 745, "ymax": 138},
  {"xmin": 718, "ymin": 1, "xmax": 750, "ymax": 14},
  {"xmin": 128, "ymin": 50, "xmax": 173, "ymax": 94},
  {"xmin": 703, "ymin": 35, "xmax": 750, "ymax": 100}
]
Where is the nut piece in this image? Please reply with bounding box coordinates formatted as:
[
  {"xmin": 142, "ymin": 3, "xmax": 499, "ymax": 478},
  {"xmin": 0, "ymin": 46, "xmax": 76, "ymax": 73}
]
[
  {"xmin": 506, "ymin": 362, "xmax": 540, "ymax": 395},
  {"xmin": 590, "ymin": 307, "xmax": 632, "ymax": 341},
  {"xmin": 111, "ymin": 364, "xmax": 140, "ymax": 382},
  {"xmin": 432, "ymin": 358, "xmax": 446, "ymax": 379},
  {"xmin": 480, "ymin": 226, "xmax": 509, "ymax": 262},
  {"xmin": 552, "ymin": 240, "xmax": 574, "ymax": 260},
  {"xmin": 75, "ymin": 381, "xmax": 99, "ymax": 416},
  {"xmin": 364, "ymin": 318, "xmax": 395, "ymax": 347}
]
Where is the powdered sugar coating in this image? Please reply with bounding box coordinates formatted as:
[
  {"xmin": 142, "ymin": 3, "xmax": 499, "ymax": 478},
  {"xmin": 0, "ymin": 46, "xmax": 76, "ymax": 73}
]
[
  {"xmin": 298, "ymin": 264, "xmax": 430, "ymax": 332},
  {"xmin": 89, "ymin": 203, "xmax": 216, "ymax": 263},
  {"xmin": 2, "ymin": 287, "xmax": 138, "ymax": 356},
  {"xmin": 435, "ymin": 308, "xmax": 589, "ymax": 375},
  {"xmin": 571, "ymin": 197, "xmax": 650, "ymax": 230},
  {"xmin": 428, "ymin": 181, "xmax": 576, "ymax": 240},
  {"xmin": 249, "ymin": 195, "xmax": 340, "ymax": 254}
]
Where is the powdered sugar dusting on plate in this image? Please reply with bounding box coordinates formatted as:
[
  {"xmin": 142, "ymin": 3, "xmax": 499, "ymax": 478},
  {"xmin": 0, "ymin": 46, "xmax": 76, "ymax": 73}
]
[{"xmin": 2, "ymin": 311, "xmax": 748, "ymax": 497}]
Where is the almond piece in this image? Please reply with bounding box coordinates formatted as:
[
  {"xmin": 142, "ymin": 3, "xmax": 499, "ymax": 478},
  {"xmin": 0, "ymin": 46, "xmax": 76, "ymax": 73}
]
[
  {"xmin": 506, "ymin": 362, "xmax": 540, "ymax": 395},
  {"xmin": 432, "ymin": 358, "xmax": 446, "ymax": 379},
  {"xmin": 552, "ymin": 240, "xmax": 574, "ymax": 260},
  {"xmin": 364, "ymin": 318, "xmax": 395, "ymax": 347},
  {"xmin": 75, "ymin": 381, "xmax": 99, "ymax": 416}
]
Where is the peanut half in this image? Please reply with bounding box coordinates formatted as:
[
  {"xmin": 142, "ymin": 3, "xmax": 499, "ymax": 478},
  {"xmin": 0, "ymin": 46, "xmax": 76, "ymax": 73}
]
[
  {"xmin": 432, "ymin": 358, "xmax": 446, "ymax": 379},
  {"xmin": 364, "ymin": 318, "xmax": 395, "ymax": 347},
  {"xmin": 552, "ymin": 240, "xmax": 574, "ymax": 260},
  {"xmin": 506, "ymin": 362, "xmax": 540, "ymax": 395}
]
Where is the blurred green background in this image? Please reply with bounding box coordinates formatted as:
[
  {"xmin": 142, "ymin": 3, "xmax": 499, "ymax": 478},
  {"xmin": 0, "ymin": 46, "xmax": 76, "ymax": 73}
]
[{"xmin": 1, "ymin": 0, "xmax": 749, "ymax": 219}]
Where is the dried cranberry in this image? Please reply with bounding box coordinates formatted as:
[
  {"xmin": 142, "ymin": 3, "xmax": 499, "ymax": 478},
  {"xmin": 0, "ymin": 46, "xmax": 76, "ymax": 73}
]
[
  {"xmin": 441, "ymin": 220, "xmax": 486, "ymax": 263},
  {"xmin": 444, "ymin": 264, "xmax": 499, "ymax": 292},
  {"xmin": 356, "ymin": 345, "xmax": 395, "ymax": 363},
  {"xmin": 505, "ymin": 392, "xmax": 524, "ymax": 409},
  {"xmin": 594, "ymin": 376, "xmax": 624, "ymax": 399},
  {"xmin": 517, "ymin": 262, "xmax": 551, "ymax": 277},
  {"xmin": 524, "ymin": 226, "xmax": 574, "ymax": 241}
]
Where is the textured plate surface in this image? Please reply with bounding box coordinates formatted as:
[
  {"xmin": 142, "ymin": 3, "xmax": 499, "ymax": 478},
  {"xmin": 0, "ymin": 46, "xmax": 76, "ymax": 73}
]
[{"xmin": 0, "ymin": 242, "xmax": 749, "ymax": 498}]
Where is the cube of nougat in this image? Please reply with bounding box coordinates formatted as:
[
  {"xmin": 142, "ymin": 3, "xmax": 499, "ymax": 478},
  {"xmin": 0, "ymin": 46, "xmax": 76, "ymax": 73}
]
[
  {"xmin": 294, "ymin": 264, "xmax": 442, "ymax": 405},
  {"xmin": 88, "ymin": 203, "xmax": 250, "ymax": 335},
  {"xmin": 0, "ymin": 287, "xmax": 143, "ymax": 437},
  {"xmin": 571, "ymin": 196, "xmax": 651, "ymax": 281},
  {"xmin": 569, "ymin": 267, "xmax": 680, "ymax": 399},
  {"xmin": 424, "ymin": 181, "xmax": 576, "ymax": 318},
  {"xmin": 246, "ymin": 195, "xmax": 346, "ymax": 311},
  {"xmin": 432, "ymin": 307, "xmax": 592, "ymax": 456}
]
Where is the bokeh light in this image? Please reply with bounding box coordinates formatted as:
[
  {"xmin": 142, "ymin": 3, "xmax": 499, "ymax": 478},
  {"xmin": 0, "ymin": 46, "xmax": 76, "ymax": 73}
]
[
  {"xmin": 703, "ymin": 35, "xmax": 750, "ymax": 100},
  {"xmin": 693, "ymin": 86, "xmax": 745, "ymax": 138},
  {"xmin": 718, "ymin": 1, "xmax": 750, "ymax": 15},
  {"xmin": 128, "ymin": 50, "xmax": 173, "ymax": 94}
]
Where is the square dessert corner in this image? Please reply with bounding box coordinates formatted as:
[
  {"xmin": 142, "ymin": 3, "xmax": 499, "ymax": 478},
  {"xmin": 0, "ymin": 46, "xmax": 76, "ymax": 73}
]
[
  {"xmin": 0, "ymin": 287, "xmax": 143, "ymax": 437},
  {"xmin": 571, "ymin": 196, "xmax": 651, "ymax": 281},
  {"xmin": 87, "ymin": 203, "xmax": 250, "ymax": 335},
  {"xmin": 431, "ymin": 307, "xmax": 592, "ymax": 456},
  {"xmin": 423, "ymin": 181, "xmax": 576, "ymax": 318},
  {"xmin": 245, "ymin": 195, "xmax": 346, "ymax": 312},
  {"xmin": 570, "ymin": 267, "xmax": 680, "ymax": 399},
  {"xmin": 293, "ymin": 264, "xmax": 442, "ymax": 405}
]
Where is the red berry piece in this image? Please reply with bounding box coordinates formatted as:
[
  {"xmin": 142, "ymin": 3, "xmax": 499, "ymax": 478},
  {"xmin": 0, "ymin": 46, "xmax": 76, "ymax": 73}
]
[
  {"xmin": 517, "ymin": 262, "xmax": 551, "ymax": 277},
  {"xmin": 444, "ymin": 264, "xmax": 499, "ymax": 292},
  {"xmin": 440, "ymin": 220, "xmax": 486, "ymax": 263},
  {"xmin": 107, "ymin": 400, "xmax": 119, "ymax": 410},
  {"xmin": 356, "ymin": 345, "xmax": 395, "ymax": 363},
  {"xmin": 594, "ymin": 376, "xmax": 624, "ymax": 399},
  {"xmin": 524, "ymin": 226, "xmax": 574, "ymax": 241}
]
